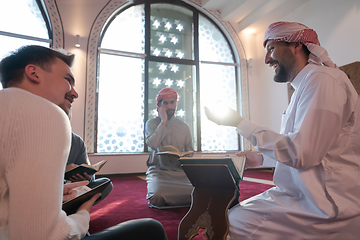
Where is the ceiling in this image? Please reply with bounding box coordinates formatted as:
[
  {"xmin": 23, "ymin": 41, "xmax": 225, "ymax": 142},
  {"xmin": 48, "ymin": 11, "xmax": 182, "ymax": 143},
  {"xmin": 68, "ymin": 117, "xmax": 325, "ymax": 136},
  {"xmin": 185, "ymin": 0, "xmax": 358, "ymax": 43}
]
[
  {"xmin": 200, "ymin": 0, "xmax": 309, "ymax": 34},
  {"xmin": 55, "ymin": 0, "xmax": 310, "ymax": 39}
]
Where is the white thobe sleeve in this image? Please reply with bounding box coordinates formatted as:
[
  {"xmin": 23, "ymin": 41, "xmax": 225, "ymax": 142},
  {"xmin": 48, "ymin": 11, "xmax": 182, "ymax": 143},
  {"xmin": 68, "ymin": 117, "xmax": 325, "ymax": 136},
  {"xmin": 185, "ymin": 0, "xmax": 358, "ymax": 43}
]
[
  {"xmin": 237, "ymin": 71, "xmax": 352, "ymax": 170},
  {"xmin": 145, "ymin": 118, "xmax": 167, "ymax": 150}
]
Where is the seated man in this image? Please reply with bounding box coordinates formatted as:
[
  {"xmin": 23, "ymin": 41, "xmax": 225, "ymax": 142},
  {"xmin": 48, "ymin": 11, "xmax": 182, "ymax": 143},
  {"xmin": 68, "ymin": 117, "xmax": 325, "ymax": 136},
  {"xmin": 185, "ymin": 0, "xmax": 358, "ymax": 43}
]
[
  {"xmin": 0, "ymin": 45, "xmax": 168, "ymax": 240},
  {"xmin": 205, "ymin": 21, "xmax": 360, "ymax": 239},
  {"xmin": 57, "ymin": 85, "xmax": 112, "ymax": 202},
  {"xmin": 145, "ymin": 88, "xmax": 194, "ymax": 208},
  {"xmin": 65, "ymin": 132, "xmax": 113, "ymax": 202}
]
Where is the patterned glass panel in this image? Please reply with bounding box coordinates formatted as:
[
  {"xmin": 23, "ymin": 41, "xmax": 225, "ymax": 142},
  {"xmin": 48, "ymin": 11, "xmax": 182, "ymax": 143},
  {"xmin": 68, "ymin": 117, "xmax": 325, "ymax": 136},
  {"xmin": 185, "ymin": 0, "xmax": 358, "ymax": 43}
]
[
  {"xmin": 200, "ymin": 63, "xmax": 239, "ymax": 151},
  {"xmin": 97, "ymin": 54, "xmax": 144, "ymax": 152},
  {"xmin": 148, "ymin": 61, "xmax": 197, "ymax": 150},
  {"xmin": 0, "ymin": 0, "xmax": 49, "ymax": 90},
  {"xmin": 150, "ymin": 4, "xmax": 193, "ymax": 60},
  {"xmin": 0, "ymin": 0, "xmax": 48, "ymax": 39},
  {"xmin": 101, "ymin": 4, "xmax": 145, "ymax": 53},
  {"xmin": 199, "ymin": 15, "xmax": 234, "ymax": 63},
  {"xmin": 0, "ymin": 35, "xmax": 49, "ymax": 60}
]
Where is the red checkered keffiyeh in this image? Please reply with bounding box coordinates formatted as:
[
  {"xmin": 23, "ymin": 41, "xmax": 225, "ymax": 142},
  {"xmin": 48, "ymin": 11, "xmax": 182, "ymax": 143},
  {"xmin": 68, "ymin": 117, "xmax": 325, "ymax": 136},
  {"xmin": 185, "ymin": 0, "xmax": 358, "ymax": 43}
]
[
  {"xmin": 263, "ymin": 21, "xmax": 337, "ymax": 68},
  {"xmin": 155, "ymin": 88, "xmax": 178, "ymax": 114},
  {"xmin": 156, "ymin": 88, "xmax": 178, "ymax": 103}
]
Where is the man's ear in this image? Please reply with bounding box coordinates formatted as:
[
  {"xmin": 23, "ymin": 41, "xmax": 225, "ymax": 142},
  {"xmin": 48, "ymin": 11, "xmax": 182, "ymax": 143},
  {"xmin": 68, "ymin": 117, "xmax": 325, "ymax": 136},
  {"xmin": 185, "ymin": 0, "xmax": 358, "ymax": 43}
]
[
  {"xmin": 24, "ymin": 64, "xmax": 41, "ymax": 84},
  {"xmin": 293, "ymin": 42, "xmax": 303, "ymax": 54}
]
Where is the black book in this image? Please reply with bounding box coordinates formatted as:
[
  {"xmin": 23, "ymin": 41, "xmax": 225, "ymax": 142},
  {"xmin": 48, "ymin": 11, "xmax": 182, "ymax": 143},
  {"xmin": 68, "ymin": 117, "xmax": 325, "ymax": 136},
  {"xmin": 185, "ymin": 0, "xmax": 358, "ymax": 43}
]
[
  {"xmin": 64, "ymin": 160, "xmax": 107, "ymax": 181},
  {"xmin": 62, "ymin": 180, "xmax": 111, "ymax": 215}
]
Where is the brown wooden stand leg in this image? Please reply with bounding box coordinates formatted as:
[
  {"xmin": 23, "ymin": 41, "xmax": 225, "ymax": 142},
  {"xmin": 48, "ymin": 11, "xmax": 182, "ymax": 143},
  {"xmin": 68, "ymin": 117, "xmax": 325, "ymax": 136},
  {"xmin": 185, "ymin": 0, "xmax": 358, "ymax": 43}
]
[{"xmin": 178, "ymin": 187, "xmax": 238, "ymax": 240}]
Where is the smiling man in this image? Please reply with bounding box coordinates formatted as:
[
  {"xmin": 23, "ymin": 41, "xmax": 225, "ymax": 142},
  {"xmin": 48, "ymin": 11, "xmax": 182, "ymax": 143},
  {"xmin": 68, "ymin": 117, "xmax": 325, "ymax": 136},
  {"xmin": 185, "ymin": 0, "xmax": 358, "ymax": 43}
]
[
  {"xmin": 205, "ymin": 22, "xmax": 360, "ymax": 239},
  {"xmin": 0, "ymin": 45, "xmax": 168, "ymax": 240},
  {"xmin": 57, "ymin": 75, "xmax": 78, "ymax": 116},
  {"xmin": 145, "ymin": 87, "xmax": 194, "ymax": 208},
  {"xmin": 0, "ymin": 45, "xmax": 100, "ymax": 239},
  {"xmin": 55, "ymin": 64, "xmax": 113, "ymax": 204}
]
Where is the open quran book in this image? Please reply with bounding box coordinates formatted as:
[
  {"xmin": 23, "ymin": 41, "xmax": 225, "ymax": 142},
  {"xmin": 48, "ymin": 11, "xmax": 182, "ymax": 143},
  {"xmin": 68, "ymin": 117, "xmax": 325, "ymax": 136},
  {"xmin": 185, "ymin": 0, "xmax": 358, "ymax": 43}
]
[
  {"xmin": 157, "ymin": 145, "xmax": 194, "ymax": 158},
  {"xmin": 179, "ymin": 155, "xmax": 246, "ymax": 182}
]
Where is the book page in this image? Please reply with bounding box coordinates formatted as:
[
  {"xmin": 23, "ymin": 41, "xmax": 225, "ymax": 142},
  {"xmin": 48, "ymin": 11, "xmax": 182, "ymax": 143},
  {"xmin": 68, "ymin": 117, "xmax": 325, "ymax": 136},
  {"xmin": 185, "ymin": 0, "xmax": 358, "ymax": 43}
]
[
  {"xmin": 92, "ymin": 160, "xmax": 107, "ymax": 171},
  {"xmin": 161, "ymin": 145, "xmax": 180, "ymax": 154},
  {"xmin": 73, "ymin": 185, "xmax": 92, "ymax": 197},
  {"xmin": 193, "ymin": 154, "xmax": 246, "ymax": 179},
  {"xmin": 62, "ymin": 180, "xmax": 110, "ymax": 215},
  {"xmin": 200, "ymin": 154, "xmax": 227, "ymax": 158},
  {"xmin": 157, "ymin": 151, "xmax": 181, "ymax": 157},
  {"xmin": 180, "ymin": 150, "xmax": 194, "ymax": 157},
  {"xmin": 232, "ymin": 156, "xmax": 246, "ymax": 177}
]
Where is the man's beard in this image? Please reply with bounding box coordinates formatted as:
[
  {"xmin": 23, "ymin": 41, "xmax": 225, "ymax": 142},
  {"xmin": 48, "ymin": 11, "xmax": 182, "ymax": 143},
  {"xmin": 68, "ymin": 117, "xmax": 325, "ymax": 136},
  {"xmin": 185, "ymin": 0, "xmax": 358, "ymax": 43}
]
[
  {"xmin": 273, "ymin": 61, "xmax": 290, "ymax": 83},
  {"xmin": 166, "ymin": 109, "xmax": 175, "ymax": 119},
  {"xmin": 273, "ymin": 49, "xmax": 296, "ymax": 83}
]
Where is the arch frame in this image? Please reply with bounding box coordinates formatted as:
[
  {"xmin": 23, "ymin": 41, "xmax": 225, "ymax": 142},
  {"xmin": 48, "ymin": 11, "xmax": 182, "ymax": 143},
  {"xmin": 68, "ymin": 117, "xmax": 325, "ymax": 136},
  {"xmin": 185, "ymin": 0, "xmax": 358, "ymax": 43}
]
[
  {"xmin": 43, "ymin": 0, "xmax": 64, "ymax": 49},
  {"xmin": 83, "ymin": 0, "xmax": 250, "ymax": 153}
]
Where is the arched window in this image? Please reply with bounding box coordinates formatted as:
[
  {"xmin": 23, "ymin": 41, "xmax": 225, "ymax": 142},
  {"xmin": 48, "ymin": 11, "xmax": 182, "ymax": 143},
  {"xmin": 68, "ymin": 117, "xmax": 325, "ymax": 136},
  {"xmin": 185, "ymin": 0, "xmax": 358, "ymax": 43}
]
[
  {"xmin": 0, "ymin": 0, "xmax": 52, "ymax": 89},
  {"xmin": 85, "ymin": 0, "xmax": 249, "ymax": 153}
]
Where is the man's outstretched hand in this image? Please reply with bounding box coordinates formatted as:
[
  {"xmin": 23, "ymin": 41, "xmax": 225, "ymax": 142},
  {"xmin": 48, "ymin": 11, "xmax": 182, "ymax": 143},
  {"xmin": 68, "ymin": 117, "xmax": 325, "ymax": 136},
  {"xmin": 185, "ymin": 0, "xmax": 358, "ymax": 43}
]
[
  {"xmin": 236, "ymin": 151, "xmax": 264, "ymax": 169},
  {"xmin": 204, "ymin": 105, "xmax": 244, "ymax": 127}
]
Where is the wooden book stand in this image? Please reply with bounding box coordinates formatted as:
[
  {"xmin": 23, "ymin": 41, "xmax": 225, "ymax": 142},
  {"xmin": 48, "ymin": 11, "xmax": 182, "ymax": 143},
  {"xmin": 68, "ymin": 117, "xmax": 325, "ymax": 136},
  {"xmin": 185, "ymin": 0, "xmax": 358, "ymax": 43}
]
[{"xmin": 178, "ymin": 164, "xmax": 239, "ymax": 240}]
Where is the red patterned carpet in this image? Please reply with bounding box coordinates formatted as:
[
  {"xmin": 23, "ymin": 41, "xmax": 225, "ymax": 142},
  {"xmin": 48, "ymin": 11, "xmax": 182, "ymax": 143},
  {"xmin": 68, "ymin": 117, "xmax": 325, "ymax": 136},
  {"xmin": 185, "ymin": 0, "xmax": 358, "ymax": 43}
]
[{"xmin": 89, "ymin": 170, "xmax": 274, "ymax": 239}]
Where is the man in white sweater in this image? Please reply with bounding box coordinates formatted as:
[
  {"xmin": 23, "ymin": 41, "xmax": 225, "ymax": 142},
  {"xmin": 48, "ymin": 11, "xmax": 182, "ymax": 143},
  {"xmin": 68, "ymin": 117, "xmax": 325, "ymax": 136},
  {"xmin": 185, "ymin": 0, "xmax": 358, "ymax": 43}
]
[{"xmin": 0, "ymin": 45, "xmax": 167, "ymax": 240}]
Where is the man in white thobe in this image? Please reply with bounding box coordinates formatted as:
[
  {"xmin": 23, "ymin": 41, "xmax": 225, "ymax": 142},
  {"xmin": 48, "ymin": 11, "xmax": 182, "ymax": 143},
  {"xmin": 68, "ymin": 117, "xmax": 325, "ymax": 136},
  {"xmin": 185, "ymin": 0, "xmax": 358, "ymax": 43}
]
[{"xmin": 205, "ymin": 21, "xmax": 360, "ymax": 239}]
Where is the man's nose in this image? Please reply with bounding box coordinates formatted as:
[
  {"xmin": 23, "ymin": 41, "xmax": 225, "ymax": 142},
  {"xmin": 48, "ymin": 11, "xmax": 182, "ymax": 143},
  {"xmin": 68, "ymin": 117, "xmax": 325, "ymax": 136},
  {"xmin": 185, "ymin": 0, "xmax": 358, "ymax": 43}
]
[
  {"xmin": 264, "ymin": 53, "xmax": 270, "ymax": 64},
  {"xmin": 71, "ymin": 87, "xmax": 79, "ymax": 99}
]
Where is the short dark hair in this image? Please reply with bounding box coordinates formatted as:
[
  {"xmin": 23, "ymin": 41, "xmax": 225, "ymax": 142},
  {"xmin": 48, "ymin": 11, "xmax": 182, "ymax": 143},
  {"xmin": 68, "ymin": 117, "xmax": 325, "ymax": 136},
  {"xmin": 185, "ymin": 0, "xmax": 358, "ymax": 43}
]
[{"xmin": 0, "ymin": 45, "xmax": 74, "ymax": 88}]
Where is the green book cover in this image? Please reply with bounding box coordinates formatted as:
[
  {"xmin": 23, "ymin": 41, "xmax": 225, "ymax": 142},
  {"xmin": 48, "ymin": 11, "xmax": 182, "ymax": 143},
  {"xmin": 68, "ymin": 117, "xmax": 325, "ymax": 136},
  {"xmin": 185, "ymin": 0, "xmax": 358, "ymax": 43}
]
[{"xmin": 179, "ymin": 156, "xmax": 246, "ymax": 182}]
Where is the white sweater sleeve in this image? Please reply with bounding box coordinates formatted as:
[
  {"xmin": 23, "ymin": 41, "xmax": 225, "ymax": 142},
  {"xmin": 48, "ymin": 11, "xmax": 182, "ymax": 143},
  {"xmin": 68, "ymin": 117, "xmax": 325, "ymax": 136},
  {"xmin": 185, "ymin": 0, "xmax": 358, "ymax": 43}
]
[{"xmin": 2, "ymin": 89, "xmax": 89, "ymax": 240}]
